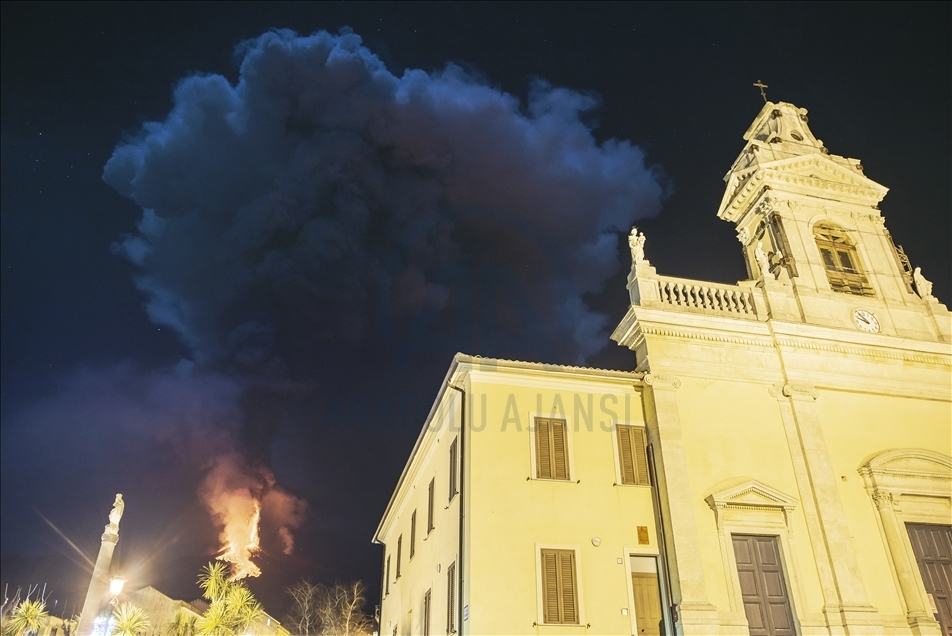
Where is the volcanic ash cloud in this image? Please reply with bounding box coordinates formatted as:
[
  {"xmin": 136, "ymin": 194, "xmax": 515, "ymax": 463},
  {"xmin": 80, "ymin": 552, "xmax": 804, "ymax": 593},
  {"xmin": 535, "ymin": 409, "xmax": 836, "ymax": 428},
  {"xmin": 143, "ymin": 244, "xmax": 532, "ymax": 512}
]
[{"xmin": 104, "ymin": 28, "xmax": 666, "ymax": 367}]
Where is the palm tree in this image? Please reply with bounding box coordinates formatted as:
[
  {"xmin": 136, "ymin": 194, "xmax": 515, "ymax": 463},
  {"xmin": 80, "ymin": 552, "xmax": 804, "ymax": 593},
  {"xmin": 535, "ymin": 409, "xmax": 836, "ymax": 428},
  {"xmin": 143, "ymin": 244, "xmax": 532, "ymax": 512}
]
[
  {"xmin": 197, "ymin": 563, "xmax": 230, "ymax": 604},
  {"xmin": 194, "ymin": 603, "xmax": 230, "ymax": 636},
  {"xmin": 5, "ymin": 599, "xmax": 49, "ymax": 636},
  {"xmin": 110, "ymin": 603, "xmax": 150, "ymax": 636},
  {"xmin": 166, "ymin": 610, "xmax": 197, "ymax": 636},
  {"xmin": 63, "ymin": 615, "xmax": 80, "ymax": 636},
  {"xmin": 223, "ymin": 585, "xmax": 262, "ymax": 635},
  {"xmin": 194, "ymin": 562, "xmax": 264, "ymax": 636}
]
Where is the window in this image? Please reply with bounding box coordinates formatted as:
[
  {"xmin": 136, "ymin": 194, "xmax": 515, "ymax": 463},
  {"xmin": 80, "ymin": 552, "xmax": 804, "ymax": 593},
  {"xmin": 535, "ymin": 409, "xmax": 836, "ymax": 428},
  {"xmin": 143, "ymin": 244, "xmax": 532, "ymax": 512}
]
[
  {"xmin": 446, "ymin": 561, "xmax": 456, "ymax": 634},
  {"xmin": 410, "ymin": 510, "xmax": 417, "ymax": 559},
  {"xmin": 428, "ymin": 478, "xmax": 436, "ymax": 533},
  {"xmin": 541, "ymin": 548, "xmax": 578, "ymax": 624},
  {"xmin": 814, "ymin": 224, "xmax": 874, "ymax": 296},
  {"xmin": 396, "ymin": 534, "xmax": 402, "ymax": 578},
  {"xmin": 535, "ymin": 418, "xmax": 570, "ymax": 480},
  {"xmin": 616, "ymin": 425, "xmax": 650, "ymax": 485},
  {"xmin": 423, "ymin": 588, "xmax": 432, "ymax": 636},
  {"xmin": 385, "ymin": 555, "xmax": 391, "ymax": 595},
  {"xmin": 448, "ymin": 438, "xmax": 458, "ymax": 501}
]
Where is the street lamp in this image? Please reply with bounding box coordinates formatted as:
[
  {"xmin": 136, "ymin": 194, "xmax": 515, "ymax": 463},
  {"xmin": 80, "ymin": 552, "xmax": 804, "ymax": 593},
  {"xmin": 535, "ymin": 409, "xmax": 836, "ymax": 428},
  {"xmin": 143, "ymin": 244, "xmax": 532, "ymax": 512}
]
[{"xmin": 108, "ymin": 576, "xmax": 126, "ymax": 605}]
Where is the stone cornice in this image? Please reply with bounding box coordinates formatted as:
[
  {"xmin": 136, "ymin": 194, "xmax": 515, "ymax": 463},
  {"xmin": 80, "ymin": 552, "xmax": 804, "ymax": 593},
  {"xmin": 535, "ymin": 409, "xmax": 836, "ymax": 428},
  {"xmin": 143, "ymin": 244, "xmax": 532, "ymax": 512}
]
[
  {"xmin": 627, "ymin": 314, "xmax": 950, "ymax": 368},
  {"xmin": 773, "ymin": 337, "xmax": 951, "ymax": 368},
  {"xmin": 705, "ymin": 479, "xmax": 799, "ymax": 513},
  {"xmin": 719, "ymin": 154, "xmax": 887, "ymax": 221},
  {"xmin": 763, "ymin": 169, "xmax": 883, "ymax": 200},
  {"xmin": 639, "ymin": 324, "xmax": 773, "ymax": 350}
]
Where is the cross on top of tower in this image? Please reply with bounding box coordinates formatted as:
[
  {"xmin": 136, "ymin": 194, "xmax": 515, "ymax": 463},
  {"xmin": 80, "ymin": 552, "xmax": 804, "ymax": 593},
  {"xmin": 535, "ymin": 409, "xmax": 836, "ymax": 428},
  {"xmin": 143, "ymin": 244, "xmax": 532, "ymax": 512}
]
[{"xmin": 753, "ymin": 80, "xmax": 768, "ymax": 103}]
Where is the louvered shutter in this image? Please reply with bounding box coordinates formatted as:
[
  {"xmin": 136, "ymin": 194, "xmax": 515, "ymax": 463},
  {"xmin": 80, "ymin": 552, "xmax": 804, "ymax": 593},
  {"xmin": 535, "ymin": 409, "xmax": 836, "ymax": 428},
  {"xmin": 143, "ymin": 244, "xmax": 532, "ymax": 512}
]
[
  {"xmin": 396, "ymin": 535, "xmax": 402, "ymax": 577},
  {"xmin": 552, "ymin": 420, "xmax": 568, "ymax": 480},
  {"xmin": 631, "ymin": 426, "xmax": 650, "ymax": 486},
  {"xmin": 446, "ymin": 562, "xmax": 456, "ymax": 633},
  {"xmin": 428, "ymin": 478, "xmax": 435, "ymax": 532},
  {"xmin": 618, "ymin": 426, "xmax": 650, "ymax": 485},
  {"xmin": 541, "ymin": 549, "xmax": 579, "ymax": 624},
  {"xmin": 559, "ymin": 550, "xmax": 578, "ymax": 623},
  {"xmin": 542, "ymin": 549, "xmax": 560, "ymax": 622},
  {"xmin": 410, "ymin": 510, "xmax": 416, "ymax": 558},
  {"xmin": 536, "ymin": 419, "xmax": 552, "ymax": 479},
  {"xmin": 618, "ymin": 425, "xmax": 636, "ymax": 484},
  {"xmin": 423, "ymin": 588, "xmax": 431, "ymax": 636}
]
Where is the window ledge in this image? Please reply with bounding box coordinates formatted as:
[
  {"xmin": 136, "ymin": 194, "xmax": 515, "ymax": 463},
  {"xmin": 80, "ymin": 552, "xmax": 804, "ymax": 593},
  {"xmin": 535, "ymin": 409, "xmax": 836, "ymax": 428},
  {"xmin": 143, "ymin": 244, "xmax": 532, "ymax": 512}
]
[{"xmin": 527, "ymin": 476, "xmax": 579, "ymax": 483}]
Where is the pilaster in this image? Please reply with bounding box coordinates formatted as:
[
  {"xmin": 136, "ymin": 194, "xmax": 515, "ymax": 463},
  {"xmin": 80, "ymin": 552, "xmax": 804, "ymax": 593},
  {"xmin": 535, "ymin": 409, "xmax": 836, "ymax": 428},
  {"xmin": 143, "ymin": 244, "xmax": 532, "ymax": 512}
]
[
  {"xmin": 759, "ymin": 276, "xmax": 803, "ymax": 322},
  {"xmin": 643, "ymin": 373, "xmax": 719, "ymax": 635},
  {"xmin": 777, "ymin": 383, "xmax": 883, "ymax": 634},
  {"xmin": 868, "ymin": 491, "xmax": 940, "ymax": 635}
]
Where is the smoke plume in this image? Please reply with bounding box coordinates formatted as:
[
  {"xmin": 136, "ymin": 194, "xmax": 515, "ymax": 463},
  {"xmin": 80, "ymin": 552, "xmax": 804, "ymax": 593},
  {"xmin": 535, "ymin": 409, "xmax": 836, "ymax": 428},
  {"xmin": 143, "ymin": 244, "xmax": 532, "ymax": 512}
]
[
  {"xmin": 105, "ymin": 28, "xmax": 664, "ymax": 368},
  {"xmin": 199, "ymin": 452, "xmax": 306, "ymax": 578},
  {"xmin": 97, "ymin": 28, "xmax": 665, "ymax": 572}
]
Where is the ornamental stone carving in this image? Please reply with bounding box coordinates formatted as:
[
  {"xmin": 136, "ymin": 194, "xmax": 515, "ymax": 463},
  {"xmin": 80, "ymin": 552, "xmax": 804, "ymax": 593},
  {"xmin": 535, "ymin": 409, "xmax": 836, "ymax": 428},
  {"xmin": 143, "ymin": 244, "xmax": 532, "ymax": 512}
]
[
  {"xmin": 754, "ymin": 241, "xmax": 770, "ymax": 276},
  {"xmin": 106, "ymin": 493, "xmax": 124, "ymax": 534},
  {"xmin": 643, "ymin": 373, "xmax": 681, "ymax": 389},
  {"xmin": 913, "ymin": 267, "xmax": 935, "ymax": 301},
  {"xmin": 628, "ymin": 226, "xmax": 647, "ymax": 263},
  {"xmin": 871, "ymin": 490, "xmax": 894, "ymax": 510},
  {"xmin": 782, "ymin": 384, "xmax": 819, "ymax": 399}
]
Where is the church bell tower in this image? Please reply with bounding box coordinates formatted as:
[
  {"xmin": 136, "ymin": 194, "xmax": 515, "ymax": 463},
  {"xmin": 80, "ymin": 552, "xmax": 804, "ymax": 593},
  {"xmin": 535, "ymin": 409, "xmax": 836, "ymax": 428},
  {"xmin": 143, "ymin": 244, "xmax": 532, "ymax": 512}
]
[{"xmin": 714, "ymin": 100, "xmax": 948, "ymax": 340}]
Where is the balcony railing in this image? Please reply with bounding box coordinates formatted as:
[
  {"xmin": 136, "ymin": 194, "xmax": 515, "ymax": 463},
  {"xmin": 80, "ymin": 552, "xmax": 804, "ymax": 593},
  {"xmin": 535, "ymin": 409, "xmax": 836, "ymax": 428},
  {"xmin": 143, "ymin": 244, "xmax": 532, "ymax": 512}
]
[{"xmin": 653, "ymin": 276, "xmax": 760, "ymax": 319}]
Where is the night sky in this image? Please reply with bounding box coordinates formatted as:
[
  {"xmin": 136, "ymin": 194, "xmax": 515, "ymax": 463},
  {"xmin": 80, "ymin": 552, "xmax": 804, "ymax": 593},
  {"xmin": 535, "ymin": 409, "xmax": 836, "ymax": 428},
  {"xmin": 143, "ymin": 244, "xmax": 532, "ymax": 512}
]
[{"xmin": 2, "ymin": 2, "xmax": 949, "ymax": 619}]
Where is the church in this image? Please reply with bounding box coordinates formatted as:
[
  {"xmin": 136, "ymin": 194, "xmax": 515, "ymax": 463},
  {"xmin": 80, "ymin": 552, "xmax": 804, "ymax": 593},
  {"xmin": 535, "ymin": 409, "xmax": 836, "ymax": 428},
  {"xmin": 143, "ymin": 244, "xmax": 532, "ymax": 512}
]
[{"xmin": 373, "ymin": 100, "xmax": 952, "ymax": 636}]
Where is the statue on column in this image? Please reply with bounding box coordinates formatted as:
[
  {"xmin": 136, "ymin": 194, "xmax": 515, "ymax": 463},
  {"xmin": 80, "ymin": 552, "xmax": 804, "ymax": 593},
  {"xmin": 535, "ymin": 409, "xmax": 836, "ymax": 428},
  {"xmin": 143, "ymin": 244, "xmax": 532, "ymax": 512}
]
[
  {"xmin": 106, "ymin": 494, "xmax": 124, "ymax": 534},
  {"xmin": 628, "ymin": 227, "xmax": 646, "ymax": 263}
]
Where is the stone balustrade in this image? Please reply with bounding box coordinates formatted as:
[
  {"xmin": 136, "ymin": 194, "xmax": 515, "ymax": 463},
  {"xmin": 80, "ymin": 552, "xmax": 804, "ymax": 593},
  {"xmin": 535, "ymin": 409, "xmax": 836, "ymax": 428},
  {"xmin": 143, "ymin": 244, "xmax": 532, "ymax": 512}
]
[{"xmin": 653, "ymin": 276, "xmax": 761, "ymax": 319}]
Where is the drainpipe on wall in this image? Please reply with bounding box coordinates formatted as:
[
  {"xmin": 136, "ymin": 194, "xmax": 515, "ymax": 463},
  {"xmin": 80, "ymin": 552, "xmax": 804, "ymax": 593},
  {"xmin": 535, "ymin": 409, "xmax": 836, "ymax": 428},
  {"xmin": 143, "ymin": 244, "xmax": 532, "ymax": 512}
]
[
  {"xmin": 447, "ymin": 383, "xmax": 465, "ymax": 635},
  {"xmin": 647, "ymin": 442, "xmax": 678, "ymax": 635}
]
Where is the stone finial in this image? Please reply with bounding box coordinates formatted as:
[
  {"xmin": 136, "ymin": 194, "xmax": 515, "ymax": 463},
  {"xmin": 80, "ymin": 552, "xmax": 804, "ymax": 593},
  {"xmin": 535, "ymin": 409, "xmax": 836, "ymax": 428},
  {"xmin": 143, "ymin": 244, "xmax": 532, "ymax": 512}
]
[{"xmin": 628, "ymin": 226, "xmax": 646, "ymax": 263}]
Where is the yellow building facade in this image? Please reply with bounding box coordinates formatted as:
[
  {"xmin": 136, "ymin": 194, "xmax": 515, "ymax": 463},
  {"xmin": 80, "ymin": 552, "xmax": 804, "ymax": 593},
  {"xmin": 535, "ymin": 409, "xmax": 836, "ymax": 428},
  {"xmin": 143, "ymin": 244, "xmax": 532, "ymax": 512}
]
[{"xmin": 374, "ymin": 101, "xmax": 952, "ymax": 636}]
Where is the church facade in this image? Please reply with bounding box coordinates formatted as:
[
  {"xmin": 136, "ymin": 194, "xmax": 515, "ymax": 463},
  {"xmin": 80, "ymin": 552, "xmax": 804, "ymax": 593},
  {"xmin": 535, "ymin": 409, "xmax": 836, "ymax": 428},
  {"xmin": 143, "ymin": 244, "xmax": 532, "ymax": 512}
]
[{"xmin": 374, "ymin": 101, "xmax": 952, "ymax": 636}]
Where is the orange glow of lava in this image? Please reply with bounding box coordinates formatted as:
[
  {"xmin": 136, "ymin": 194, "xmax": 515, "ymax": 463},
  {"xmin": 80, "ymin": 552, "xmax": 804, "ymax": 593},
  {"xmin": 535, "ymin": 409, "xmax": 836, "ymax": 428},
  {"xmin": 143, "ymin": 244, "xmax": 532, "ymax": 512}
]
[{"xmin": 217, "ymin": 501, "xmax": 262, "ymax": 580}]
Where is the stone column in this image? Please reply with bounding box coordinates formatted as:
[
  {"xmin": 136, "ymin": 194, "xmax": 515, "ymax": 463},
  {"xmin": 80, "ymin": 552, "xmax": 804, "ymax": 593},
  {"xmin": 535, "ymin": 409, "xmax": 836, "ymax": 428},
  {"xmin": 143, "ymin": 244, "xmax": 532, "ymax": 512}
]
[
  {"xmin": 643, "ymin": 373, "xmax": 719, "ymax": 635},
  {"xmin": 77, "ymin": 496, "xmax": 122, "ymax": 636},
  {"xmin": 77, "ymin": 528, "xmax": 118, "ymax": 636}
]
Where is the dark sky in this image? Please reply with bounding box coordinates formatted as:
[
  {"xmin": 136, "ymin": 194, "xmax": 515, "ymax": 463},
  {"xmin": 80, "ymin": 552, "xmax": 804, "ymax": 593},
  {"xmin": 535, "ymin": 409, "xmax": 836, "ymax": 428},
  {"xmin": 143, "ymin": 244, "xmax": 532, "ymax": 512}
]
[{"xmin": 2, "ymin": 2, "xmax": 949, "ymax": 618}]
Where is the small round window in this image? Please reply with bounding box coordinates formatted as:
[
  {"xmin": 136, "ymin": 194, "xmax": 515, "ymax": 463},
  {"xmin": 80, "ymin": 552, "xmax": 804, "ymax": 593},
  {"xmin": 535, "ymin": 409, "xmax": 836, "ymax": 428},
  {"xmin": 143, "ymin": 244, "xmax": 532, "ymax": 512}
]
[{"xmin": 790, "ymin": 131, "xmax": 804, "ymax": 141}]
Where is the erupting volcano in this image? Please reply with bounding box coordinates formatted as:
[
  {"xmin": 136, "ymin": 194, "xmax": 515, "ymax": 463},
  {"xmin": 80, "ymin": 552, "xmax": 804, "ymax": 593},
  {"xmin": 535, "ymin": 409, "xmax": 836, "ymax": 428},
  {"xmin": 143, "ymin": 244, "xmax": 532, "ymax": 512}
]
[{"xmin": 218, "ymin": 500, "xmax": 262, "ymax": 580}]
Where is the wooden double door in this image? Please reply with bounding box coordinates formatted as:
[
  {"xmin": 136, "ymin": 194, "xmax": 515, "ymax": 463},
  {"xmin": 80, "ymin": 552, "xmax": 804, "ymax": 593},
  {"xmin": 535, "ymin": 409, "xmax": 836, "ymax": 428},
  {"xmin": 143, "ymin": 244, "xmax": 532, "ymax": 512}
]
[
  {"xmin": 907, "ymin": 523, "xmax": 952, "ymax": 636},
  {"xmin": 732, "ymin": 534, "xmax": 796, "ymax": 636},
  {"xmin": 728, "ymin": 526, "xmax": 952, "ymax": 636}
]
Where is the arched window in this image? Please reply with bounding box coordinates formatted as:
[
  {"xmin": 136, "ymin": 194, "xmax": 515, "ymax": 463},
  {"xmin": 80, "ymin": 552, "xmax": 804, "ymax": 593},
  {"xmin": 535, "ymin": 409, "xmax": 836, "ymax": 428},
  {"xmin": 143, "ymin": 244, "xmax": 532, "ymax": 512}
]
[{"xmin": 813, "ymin": 224, "xmax": 874, "ymax": 296}]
